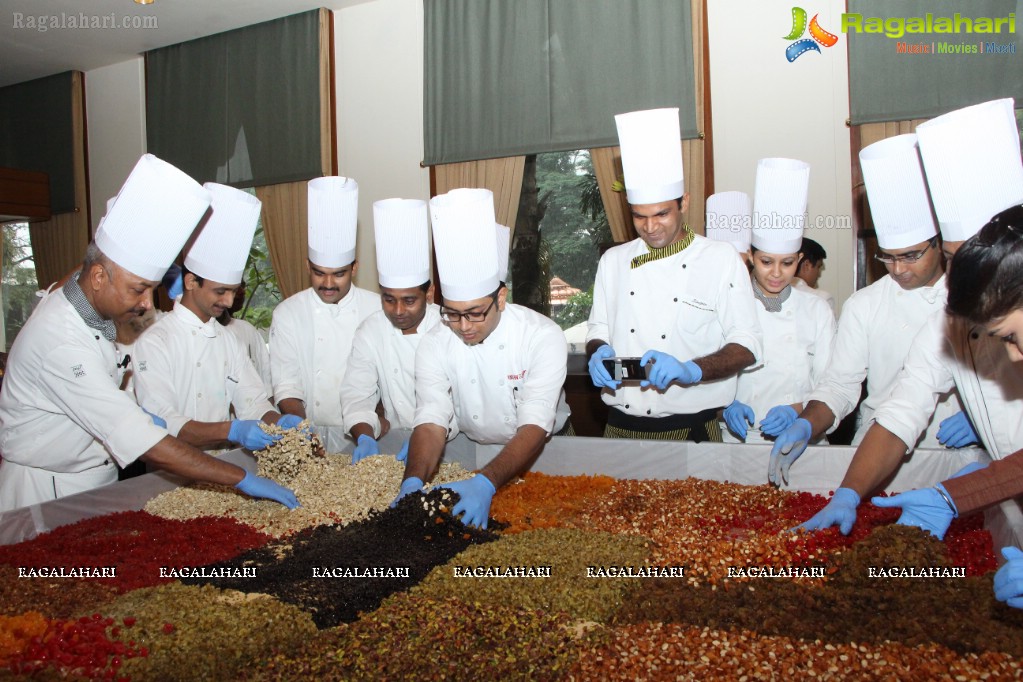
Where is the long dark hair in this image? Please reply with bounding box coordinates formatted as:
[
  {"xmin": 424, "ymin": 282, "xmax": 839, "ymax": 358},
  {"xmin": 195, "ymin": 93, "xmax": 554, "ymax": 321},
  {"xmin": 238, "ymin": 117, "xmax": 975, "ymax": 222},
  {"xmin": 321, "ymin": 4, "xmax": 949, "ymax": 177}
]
[{"xmin": 946, "ymin": 204, "xmax": 1023, "ymax": 325}]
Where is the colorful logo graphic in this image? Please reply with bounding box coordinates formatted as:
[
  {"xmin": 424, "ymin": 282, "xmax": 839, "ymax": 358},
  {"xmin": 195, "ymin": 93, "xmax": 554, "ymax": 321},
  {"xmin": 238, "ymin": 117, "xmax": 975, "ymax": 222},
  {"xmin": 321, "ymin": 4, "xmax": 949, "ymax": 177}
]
[{"xmin": 784, "ymin": 7, "xmax": 839, "ymax": 62}]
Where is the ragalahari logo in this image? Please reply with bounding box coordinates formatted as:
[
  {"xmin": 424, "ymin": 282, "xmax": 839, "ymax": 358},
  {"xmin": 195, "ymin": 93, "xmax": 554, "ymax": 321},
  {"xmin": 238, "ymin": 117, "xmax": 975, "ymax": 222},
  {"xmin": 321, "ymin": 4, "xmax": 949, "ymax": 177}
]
[{"xmin": 785, "ymin": 7, "xmax": 839, "ymax": 62}]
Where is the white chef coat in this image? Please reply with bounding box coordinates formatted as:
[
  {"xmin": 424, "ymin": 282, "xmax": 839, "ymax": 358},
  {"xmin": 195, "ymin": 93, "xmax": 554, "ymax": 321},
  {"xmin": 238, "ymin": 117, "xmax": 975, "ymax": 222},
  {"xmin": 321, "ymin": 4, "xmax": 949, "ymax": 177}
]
[
  {"xmin": 414, "ymin": 303, "xmax": 570, "ymax": 444},
  {"xmin": 221, "ymin": 317, "xmax": 272, "ymax": 397},
  {"xmin": 874, "ymin": 310, "xmax": 1023, "ymax": 459},
  {"xmin": 0, "ymin": 287, "xmax": 166, "ymax": 511},
  {"xmin": 586, "ymin": 235, "xmax": 763, "ymax": 418},
  {"xmin": 269, "ymin": 286, "xmax": 380, "ymax": 426},
  {"xmin": 132, "ymin": 303, "xmax": 275, "ymax": 437},
  {"xmin": 809, "ymin": 274, "xmax": 961, "ymax": 446},
  {"xmin": 732, "ymin": 287, "xmax": 836, "ymax": 443},
  {"xmin": 792, "ymin": 277, "xmax": 836, "ymax": 318},
  {"xmin": 340, "ymin": 305, "xmax": 442, "ymax": 437}
]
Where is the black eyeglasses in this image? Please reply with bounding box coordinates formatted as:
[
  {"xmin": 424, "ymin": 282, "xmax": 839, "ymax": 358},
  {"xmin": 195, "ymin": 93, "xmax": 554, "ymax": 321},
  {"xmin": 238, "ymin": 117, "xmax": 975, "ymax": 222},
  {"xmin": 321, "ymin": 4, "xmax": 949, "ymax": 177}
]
[
  {"xmin": 440, "ymin": 295, "xmax": 498, "ymax": 324},
  {"xmin": 874, "ymin": 239, "xmax": 936, "ymax": 265}
]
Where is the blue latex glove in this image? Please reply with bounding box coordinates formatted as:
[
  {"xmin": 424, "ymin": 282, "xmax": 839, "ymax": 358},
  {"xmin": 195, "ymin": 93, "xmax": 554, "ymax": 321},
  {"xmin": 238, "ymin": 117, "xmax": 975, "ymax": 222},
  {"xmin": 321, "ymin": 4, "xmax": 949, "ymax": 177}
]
[
  {"xmin": 439, "ymin": 474, "xmax": 497, "ymax": 529},
  {"xmin": 228, "ymin": 420, "xmax": 281, "ymax": 451},
  {"xmin": 351, "ymin": 434, "xmax": 380, "ymax": 464},
  {"xmin": 760, "ymin": 405, "xmax": 799, "ymax": 437},
  {"xmin": 276, "ymin": 414, "xmax": 305, "ymax": 430},
  {"xmin": 937, "ymin": 411, "xmax": 979, "ymax": 448},
  {"xmin": 587, "ymin": 344, "xmax": 619, "ymax": 389},
  {"xmin": 768, "ymin": 418, "xmax": 813, "ymax": 486},
  {"xmin": 235, "ymin": 470, "xmax": 299, "ymax": 509},
  {"xmin": 396, "ymin": 439, "xmax": 409, "ymax": 463},
  {"xmin": 390, "ymin": 476, "xmax": 424, "ymax": 508},
  {"xmin": 795, "ymin": 487, "xmax": 860, "ymax": 535},
  {"xmin": 723, "ymin": 400, "xmax": 755, "ymax": 441},
  {"xmin": 640, "ymin": 350, "xmax": 702, "ymax": 390},
  {"xmin": 163, "ymin": 263, "xmax": 183, "ymax": 300},
  {"xmin": 142, "ymin": 408, "xmax": 167, "ymax": 429},
  {"xmin": 994, "ymin": 546, "xmax": 1023, "ymax": 609},
  {"xmin": 871, "ymin": 483, "xmax": 957, "ymax": 540}
]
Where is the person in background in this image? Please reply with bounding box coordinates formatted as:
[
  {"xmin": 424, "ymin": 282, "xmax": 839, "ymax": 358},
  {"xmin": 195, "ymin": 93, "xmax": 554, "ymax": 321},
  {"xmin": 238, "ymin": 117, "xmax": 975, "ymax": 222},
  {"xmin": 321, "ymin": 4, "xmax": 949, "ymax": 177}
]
[
  {"xmin": 795, "ymin": 98, "xmax": 1023, "ymax": 534},
  {"xmin": 769, "ymin": 132, "xmax": 965, "ymax": 487},
  {"xmin": 218, "ymin": 282, "xmax": 272, "ymax": 399},
  {"xmin": 723, "ymin": 159, "xmax": 835, "ymax": 446},
  {"xmin": 394, "ymin": 189, "xmax": 571, "ymax": 528},
  {"xmin": 586, "ymin": 108, "xmax": 761, "ymax": 442},
  {"xmin": 0, "ymin": 155, "xmax": 297, "ymax": 511},
  {"xmin": 270, "ymin": 177, "xmax": 380, "ymax": 426},
  {"xmin": 704, "ymin": 190, "xmax": 752, "ymax": 269},
  {"xmin": 791, "ymin": 237, "xmax": 835, "ymax": 316},
  {"xmin": 341, "ymin": 199, "xmax": 443, "ymax": 464},
  {"xmin": 133, "ymin": 183, "xmax": 303, "ymax": 453}
]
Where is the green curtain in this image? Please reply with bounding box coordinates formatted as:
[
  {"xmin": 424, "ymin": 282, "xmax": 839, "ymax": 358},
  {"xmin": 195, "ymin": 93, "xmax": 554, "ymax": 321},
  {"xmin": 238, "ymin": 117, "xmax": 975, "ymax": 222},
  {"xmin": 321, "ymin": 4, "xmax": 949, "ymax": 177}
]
[
  {"xmin": 146, "ymin": 10, "xmax": 322, "ymax": 188},
  {"xmin": 424, "ymin": 0, "xmax": 698, "ymax": 165},
  {"xmin": 848, "ymin": 0, "xmax": 1023, "ymax": 124},
  {"xmin": 0, "ymin": 72, "xmax": 75, "ymax": 213}
]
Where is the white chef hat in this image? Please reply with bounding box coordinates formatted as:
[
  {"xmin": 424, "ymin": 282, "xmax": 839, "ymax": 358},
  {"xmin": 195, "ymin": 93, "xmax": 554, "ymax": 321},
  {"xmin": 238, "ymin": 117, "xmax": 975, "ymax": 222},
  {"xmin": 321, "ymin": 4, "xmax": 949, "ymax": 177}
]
[
  {"xmin": 859, "ymin": 134, "xmax": 937, "ymax": 250},
  {"xmin": 916, "ymin": 98, "xmax": 1023, "ymax": 242},
  {"xmin": 95, "ymin": 154, "xmax": 211, "ymax": 282},
  {"xmin": 705, "ymin": 191, "xmax": 752, "ymax": 253},
  {"xmin": 430, "ymin": 188, "xmax": 500, "ymax": 301},
  {"xmin": 615, "ymin": 108, "xmax": 685, "ymax": 205},
  {"xmin": 373, "ymin": 198, "xmax": 431, "ymax": 289},
  {"xmin": 752, "ymin": 158, "xmax": 809, "ymax": 254},
  {"xmin": 184, "ymin": 183, "xmax": 261, "ymax": 285},
  {"xmin": 308, "ymin": 176, "xmax": 359, "ymax": 268},
  {"xmin": 495, "ymin": 224, "xmax": 511, "ymax": 283}
]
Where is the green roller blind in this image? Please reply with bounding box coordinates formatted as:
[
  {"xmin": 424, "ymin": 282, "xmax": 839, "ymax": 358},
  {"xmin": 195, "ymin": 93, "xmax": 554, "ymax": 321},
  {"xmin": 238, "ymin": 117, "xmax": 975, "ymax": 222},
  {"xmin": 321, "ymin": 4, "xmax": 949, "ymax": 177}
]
[{"xmin": 424, "ymin": 0, "xmax": 698, "ymax": 165}]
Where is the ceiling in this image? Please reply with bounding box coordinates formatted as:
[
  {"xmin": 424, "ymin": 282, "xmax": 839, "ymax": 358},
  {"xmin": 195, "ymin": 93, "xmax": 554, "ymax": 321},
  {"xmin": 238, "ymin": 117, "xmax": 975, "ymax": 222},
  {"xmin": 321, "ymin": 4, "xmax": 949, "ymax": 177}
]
[{"xmin": 0, "ymin": 0, "xmax": 371, "ymax": 88}]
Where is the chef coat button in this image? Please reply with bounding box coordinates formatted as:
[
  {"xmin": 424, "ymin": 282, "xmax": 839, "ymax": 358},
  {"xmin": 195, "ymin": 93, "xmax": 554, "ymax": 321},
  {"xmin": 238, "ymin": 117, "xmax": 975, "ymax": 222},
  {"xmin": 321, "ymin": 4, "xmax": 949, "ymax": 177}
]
[
  {"xmin": 682, "ymin": 264, "xmax": 687, "ymax": 269},
  {"xmin": 499, "ymin": 345, "xmax": 505, "ymax": 350},
  {"xmin": 196, "ymin": 361, "xmax": 201, "ymax": 367},
  {"xmin": 646, "ymin": 409, "xmax": 651, "ymax": 415},
  {"xmin": 473, "ymin": 415, "xmax": 479, "ymax": 420},
  {"xmin": 673, "ymin": 298, "xmax": 678, "ymax": 302},
  {"xmin": 94, "ymin": 335, "xmax": 99, "ymax": 340},
  {"xmin": 197, "ymin": 393, "xmax": 203, "ymax": 398},
  {"xmin": 661, "ymin": 334, "xmax": 666, "ymax": 339},
  {"xmin": 630, "ymin": 329, "xmax": 635, "ymax": 333},
  {"xmin": 192, "ymin": 330, "xmax": 197, "ymax": 336},
  {"xmin": 317, "ymin": 337, "xmax": 324, "ymax": 342},
  {"xmin": 316, "ymin": 400, "xmax": 321, "ymax": 406},
  {"xmin": 393, "ymin": 368, "xmax": 398, "ymax": 373},
  {"xmin": 630, "ymin": 291, "xmax": 635, "ymax": 296},
  {"xmin": 624, "ymin": 404, "xmax": 630, "ymax": 409},
  {"xmin": 471, "ymin": 378, "xmax": 476, "ymax": 384}
]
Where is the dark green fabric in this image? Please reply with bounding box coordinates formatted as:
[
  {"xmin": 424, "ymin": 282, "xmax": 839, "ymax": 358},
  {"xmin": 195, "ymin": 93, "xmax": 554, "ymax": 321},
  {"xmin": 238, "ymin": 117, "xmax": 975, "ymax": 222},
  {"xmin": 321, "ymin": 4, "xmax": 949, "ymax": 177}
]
[
  {"xmin": 146, "ymin": 10, "xmax": 322, "ymax": 188},
  {"xmin": 848, "ymin": 0, "xmax": 1023, "ymax": 124},
  {"xmin": 0, "ymin": 72, "xmax": 75, "ymax": 213},
  {"xmin": 424, "ymin": 0, "xmax": 698, "ymax": 165}
]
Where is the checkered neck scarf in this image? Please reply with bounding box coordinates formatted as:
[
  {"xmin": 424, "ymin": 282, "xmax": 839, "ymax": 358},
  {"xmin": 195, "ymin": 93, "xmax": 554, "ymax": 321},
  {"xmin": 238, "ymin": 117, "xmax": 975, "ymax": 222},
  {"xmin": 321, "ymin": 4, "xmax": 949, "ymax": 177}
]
[{"xmin": 63, "ymin": 271, "xmax": 117, "ymax": 341}]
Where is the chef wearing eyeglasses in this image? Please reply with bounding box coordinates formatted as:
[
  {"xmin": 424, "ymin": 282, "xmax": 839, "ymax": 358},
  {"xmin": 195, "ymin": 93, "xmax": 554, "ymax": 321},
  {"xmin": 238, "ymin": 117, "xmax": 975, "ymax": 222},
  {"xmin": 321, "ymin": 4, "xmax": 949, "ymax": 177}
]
[
  {"xmin": 768, "ymin": 134, "xmax": 966, "ymax": 485},
  {"xmin": 393, "ymin": 188, "xmax": 571, "ymax": 528}
]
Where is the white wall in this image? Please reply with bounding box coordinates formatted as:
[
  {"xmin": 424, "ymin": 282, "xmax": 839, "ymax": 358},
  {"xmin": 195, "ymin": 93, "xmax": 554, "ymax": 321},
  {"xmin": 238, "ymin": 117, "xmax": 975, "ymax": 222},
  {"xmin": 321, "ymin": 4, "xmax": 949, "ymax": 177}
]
[
  {"xmin": 708, "ymin": 0, "xmax": 854, "ymax": 311},
  {"xmin": 84, "ymin": 57, "xmax": 147, "ymax": 235},
  {"xmin": 334, "ymin": 0, "xmax": 430, "ymax": 292}
]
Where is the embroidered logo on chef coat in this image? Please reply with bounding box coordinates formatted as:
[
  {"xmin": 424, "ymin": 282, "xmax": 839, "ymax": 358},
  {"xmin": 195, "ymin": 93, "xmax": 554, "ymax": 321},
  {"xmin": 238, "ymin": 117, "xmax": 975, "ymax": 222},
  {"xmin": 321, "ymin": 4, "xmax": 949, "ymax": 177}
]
[
  {"xmin": 72, "ymin": 364, "xmax": 85, "ymax": 378},
  {"xmin": 507, "ymin": 370, "xmax": 528, "ymax": 381},
  {"xmin": 138, "ymin": 361, "xmax": 148, "ymax": 372}
]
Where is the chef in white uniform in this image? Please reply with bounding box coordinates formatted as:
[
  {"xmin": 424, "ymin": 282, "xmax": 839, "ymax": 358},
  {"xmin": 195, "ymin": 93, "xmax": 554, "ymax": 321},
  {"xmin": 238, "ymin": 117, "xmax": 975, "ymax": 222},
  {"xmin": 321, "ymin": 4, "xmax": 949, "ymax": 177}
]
[
  {"xmin": 133, "ymin": 183, "xmax": 303, "ymax": 451},
  {"xmin": 768, "ymin": 133, "xmax": 966, "ymax": 486},
  {"xmin": 723, "ymin": 159, "xmax": 835, "ymax": 445},
  {"xmin": 704, "ymin": 190, "xmax": 753, "ymax": 268},
  {"xmin": 341, "ymin": 198, "xmax": 443, "ymax": 463},
  {"xmin": 797, "ymin": 98, "xmax": 1023, "ymax": 533},
  {"xmin": 586, "ymin": 108, "xmax": 762, "ymax": 442},
  {"xmin": 0, "ymin": 155, "xmax": 297, "ymax": 511},
  {"xmin": 269, "ymin": 177, "xmax": 380, "ymax": 426},
  {"xmin": 394, "ymin": 188, "xmax": 571, "ymax": 528}
]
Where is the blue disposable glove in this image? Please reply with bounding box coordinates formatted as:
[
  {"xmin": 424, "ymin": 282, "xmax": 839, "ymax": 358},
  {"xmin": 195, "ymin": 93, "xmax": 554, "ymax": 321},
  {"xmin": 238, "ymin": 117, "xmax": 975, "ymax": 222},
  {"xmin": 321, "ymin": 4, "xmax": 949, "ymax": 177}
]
[
  {"xmin": 396, "ymin": 439, "xmax": 409, "ymax": 463},
  {"xmin": 937, "ymin": 411, "xmax": 979, "ymax": 448},
  {"xmin": 439, "ymin": 474, "xmax": 497, "ymax": 529},
  {"xmin": 723, "ymin": 400, "xmax": 755, "ymax": 441},
  {"xmin": 760, "ymin": 405, "xmax": 799, "ymax": 437},
  {"xmin": 142, "ymin": 408, "xmax": 167, "ymax": 429},
  {"xmin": 795, "ymin": 487, "xmax": 860, "ymax": 535},
  {"xmin": 768, "ymin": 418, "xmax": 813, "ymax": 486},
  {"xmin": 276, "ymin": 414, "xmax": 305, "ymax": 430},
  {"xmin": 994, "ymin": 546, "xmax": 1023, "ymax": 609},
  {"xmin": 162, "ymin": 263, "xmax": 183, "ymax": 301},
  {"xmin": 351, "ymin": 434, "xmax": 380, "ymax": 464},
  {"xmin": 235, "ymin": 470, "xmax": 299, "ymax": 509},
  {"xmin": 390, "ymin": 476, "xmax": 424, "ymax": 508},
  {"xmin": 588, "ymin": 344, "xmax": 619, "ymax": 389},
  {"xmin": 871, "ymin": 483, "xmax": 957, "ymax": 540},
  {"xmin": 640, "ymin": 350, "xmax": 702, "ymax": 390},
  {"xmin": 228, "ymin": 420, "xmax": 281, "ymax": 451}
]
